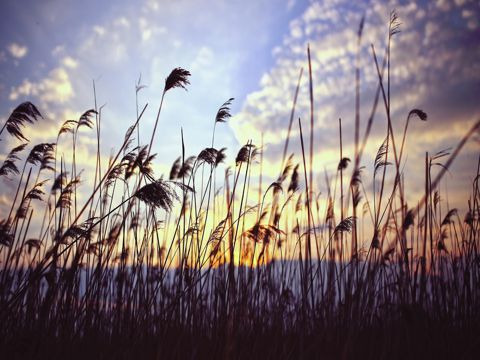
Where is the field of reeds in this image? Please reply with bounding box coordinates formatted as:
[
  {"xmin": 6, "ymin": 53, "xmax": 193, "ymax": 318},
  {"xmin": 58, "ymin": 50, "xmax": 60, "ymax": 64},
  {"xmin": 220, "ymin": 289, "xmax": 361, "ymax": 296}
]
[{"xmin": 0, "ymin": 12, "xmax": 479, "ymax": 360}]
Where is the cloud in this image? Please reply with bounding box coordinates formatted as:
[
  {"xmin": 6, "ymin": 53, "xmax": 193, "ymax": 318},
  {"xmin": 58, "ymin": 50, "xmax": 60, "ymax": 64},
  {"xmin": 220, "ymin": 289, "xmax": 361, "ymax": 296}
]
[
  {"xmin": 62, "ymin": 56, "xmax": 78, "ymax": 69},
  {"xmin": 138, "ymin": 17, "xmax": 167, "ymax": 43},
  {"xmin": 2, "ymin": 0, "xmax": 478, "ymax": 220},
  {"xmin": 9, "ymin": 67, "xmax": 74, "ymax": 104},
  {"xmin": 113, "ymin": 16, "xmax": 130, "ymax": 28},
  {"xmin": 190, "ymin": 46, "xmax": 214, "ymax": 71},
  {"xmin": 233, "ymin": 0, "xmax": 479, "ymax": 148},
  {"xmin": 93, "ymin": 25, "xmax": 106, "ymax": 36},
  {"xmin": 230, "ymin": 0, "xmax": 480, "ymax": 211},
  {"xmin": 7, "ymin": 43, "xmax": 28, "ymax": 59}
]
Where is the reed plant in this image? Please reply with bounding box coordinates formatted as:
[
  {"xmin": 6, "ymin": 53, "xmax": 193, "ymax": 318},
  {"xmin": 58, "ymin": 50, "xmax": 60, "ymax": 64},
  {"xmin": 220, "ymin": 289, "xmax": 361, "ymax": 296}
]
[{"xmin": 0, "ymin": 11, "xmax": 479, "ymax": 359}]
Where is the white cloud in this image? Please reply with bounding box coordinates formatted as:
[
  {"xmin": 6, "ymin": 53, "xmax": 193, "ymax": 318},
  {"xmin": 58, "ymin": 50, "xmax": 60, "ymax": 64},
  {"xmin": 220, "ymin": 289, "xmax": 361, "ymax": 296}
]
[
  {"xmin": 290, "ymin": 19, "xmax": 303, "ymax": 39},
  {"xmin": 9, "ymin": 67, "xmax": 74, "ymax": 104},
  {"xmin": 191, "ymin": 46, "xmax": 214, "ymax": 70},
  {"xmin": 62, "ymin": 56, "xmax": 78, "ymax": 69},
  {"xmin": 93, "ymin": 25, "xmax": 106, "ymax": 36},
  {"xmin": 79, "ymin": 24, "xmax": 128, "ymax": 64},
  {"xmin": 7, "ymin": 43, "xmax": 28, "ymax": 59},
  {"xmin": 231, "ymin": 0, "xmax": 480, "ymax": 198},
  {"xmin": 145, "ymin": 0, "xmax": 160, "ymax": 12},
  {"xmin": 138, "ymin": 17, "xmax": 167, "ymax": 43},
  {"xmin": 114, "ymin": 16, "xmax": 130, "ymax": 28},
  {"xmin": 302, "ymin": 2, "xmax": 322, "ymax": 24}
]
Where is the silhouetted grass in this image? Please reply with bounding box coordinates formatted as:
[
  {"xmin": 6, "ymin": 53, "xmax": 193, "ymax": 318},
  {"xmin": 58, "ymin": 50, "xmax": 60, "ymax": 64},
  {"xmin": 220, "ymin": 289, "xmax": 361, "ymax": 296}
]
[{"xmin": 0, "ymin": 12, "xmax": 479, "ymax": 359}]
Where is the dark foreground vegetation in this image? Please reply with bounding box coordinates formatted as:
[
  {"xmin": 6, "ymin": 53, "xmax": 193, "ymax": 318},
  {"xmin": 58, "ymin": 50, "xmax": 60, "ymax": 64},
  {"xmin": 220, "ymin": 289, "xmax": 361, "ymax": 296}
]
[{"xmin": 1, "ymin": 12, "xmax": 479, "ymax": 359}]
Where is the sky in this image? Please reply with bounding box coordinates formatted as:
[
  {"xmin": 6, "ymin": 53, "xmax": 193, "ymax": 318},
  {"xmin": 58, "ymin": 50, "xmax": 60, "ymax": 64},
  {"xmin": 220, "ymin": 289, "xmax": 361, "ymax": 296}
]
[{"xmin": 0, "ymin": 0, "xmax": 479, "ymax": 216}]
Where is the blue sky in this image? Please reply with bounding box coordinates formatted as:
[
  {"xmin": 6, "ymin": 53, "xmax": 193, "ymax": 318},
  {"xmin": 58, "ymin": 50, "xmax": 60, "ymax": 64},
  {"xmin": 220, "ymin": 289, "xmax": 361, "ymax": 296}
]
[
  {"xmin": 0, "ymin": 0, "xmax": 305, "ymax": 165},
  {"xmin": 1, "ymin": 0, "xmax": 479, "ymax": 213}
]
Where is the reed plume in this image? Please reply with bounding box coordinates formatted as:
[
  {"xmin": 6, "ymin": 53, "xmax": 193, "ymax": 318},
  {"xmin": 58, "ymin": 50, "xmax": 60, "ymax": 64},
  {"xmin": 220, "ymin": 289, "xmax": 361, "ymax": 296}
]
[{"xmin": 0, "ymin": 102, "xmax": 42, "ymax": 141}]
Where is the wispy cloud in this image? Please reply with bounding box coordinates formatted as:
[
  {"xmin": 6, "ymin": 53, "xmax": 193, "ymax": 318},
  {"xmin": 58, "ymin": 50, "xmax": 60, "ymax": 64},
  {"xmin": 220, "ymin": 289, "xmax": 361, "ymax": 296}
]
[
  {"xmin": 9, "ymin": 67, "xmax": 74, "ymax": 104},
  {"xmin": 231, "ymin": 0, "xmax": 480, "ymax": 209},
  {"xmin": 7, "ymin": 43, "xmax": 28, "ymax": 59}
]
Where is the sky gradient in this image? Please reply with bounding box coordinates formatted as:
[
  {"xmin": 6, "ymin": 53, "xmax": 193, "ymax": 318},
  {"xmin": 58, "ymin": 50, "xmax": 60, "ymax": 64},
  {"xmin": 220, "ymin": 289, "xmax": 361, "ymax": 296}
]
[{"xmin": 1, "ymin": 0, "xmax": 479, "ymax": 215}]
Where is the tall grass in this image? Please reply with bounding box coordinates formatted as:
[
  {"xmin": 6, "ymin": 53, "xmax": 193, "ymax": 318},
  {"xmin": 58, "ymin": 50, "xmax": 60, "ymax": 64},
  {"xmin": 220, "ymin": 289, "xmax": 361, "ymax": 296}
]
[{"xmin": 0, "ymin": 12, "xmax": 479, "ymax": 359}]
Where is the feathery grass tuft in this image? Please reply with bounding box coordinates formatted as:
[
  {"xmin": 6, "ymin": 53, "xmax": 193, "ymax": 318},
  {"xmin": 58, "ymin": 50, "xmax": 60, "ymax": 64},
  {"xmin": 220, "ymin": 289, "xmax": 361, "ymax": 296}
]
[
  {"xmin": 0, "ymin": 102, "xmax": 42, "ymax": 141},
  {"xmin": 215, "ymin": 98, "xmax": 234, "ymax": 123},
  {"xmin": 164, "ymin": 67, "xmax": 191, "ymax": 92},
  {"xmin": 0, "ymin": 143, "xmax": 28, "ymax": 177},
  {"xmin": 135, "ymin": 179, "xmax": 179, "ymax": 211}
]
